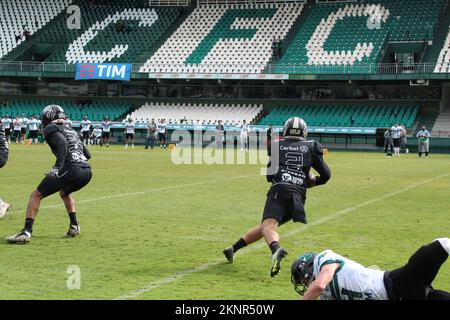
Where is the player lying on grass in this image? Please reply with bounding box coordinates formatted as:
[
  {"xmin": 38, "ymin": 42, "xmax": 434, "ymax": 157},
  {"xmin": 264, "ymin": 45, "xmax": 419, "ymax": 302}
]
[
  {"xmin": 0, "ymin": 119, "xmax": 11, "ymax": 218},
  {"xmin": 291, "ymin": 238, "xmax": 450, "ymax": 300},
  {"xmin": 223, "ymin": 117, "xmax": 331, "ymax": 277},
  {"xmin": 6, "ymin": 105, "xmax": 93, "ymax": 244}
]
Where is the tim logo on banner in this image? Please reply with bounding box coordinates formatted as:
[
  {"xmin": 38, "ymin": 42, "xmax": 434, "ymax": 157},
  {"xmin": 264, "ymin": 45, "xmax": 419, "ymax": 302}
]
[{"xmin": 75, "ymin": 63, "xmax": 131, "ymax": 81}]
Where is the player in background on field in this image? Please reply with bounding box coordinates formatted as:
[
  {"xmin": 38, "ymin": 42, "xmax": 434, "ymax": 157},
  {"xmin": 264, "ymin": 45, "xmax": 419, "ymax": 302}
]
[
  {"xmin": 64, "ymin": 116, "xmax": 72, "ymax": 129},
  {"xmin": 400, "ymin": 124, "xmax": 408, "ymax": 153},
  {"xmin": 101, "ymin": 116, "xmax": 112, "ymax": 147},
  {"xmin": 390, "ymin": 123, "xmax": 403, "ymax": 157},
  {"xmin": 215, "ymin": 120, "xmax": 225, "ymax": 149},
  {"xmin": 145, "ymin": 119, "xmax": 157, "ymax": 150},
  {"xmin": 124, "ymin": 117, "xmax": 135, "ymax": 149},
  {"xmin": 20, "ymin": 114, "xmax": 28, "ymax": 145},
  {"xmin": 416, "ymin": 125, "xmax": 431, "ymax": 158},
  {"xmin": 239, "ymin": 120, "xmax": 250, "ymax": 151},
  {"xmin": 27, "ymin": 115, "xmax": 39, "ymax": 145},
  {"xmin": 2, "ymin": 114, "xmax": 12, "ymax": 143},
  {"xmin": 0, "ymin": 120, "xmax": 11, "ymax": 218},
  {"xmin": 13, "ymin": 116, "xmax": 22, "ymax": 144},
  {"xmin": 80, "ymin": 116, "xmax": 92, "ymax": 145},
  {"xmin": 6, "ymin": 105, "xmax": 92, "ymax": 244},
  {"xmin": 384, "ymin": 128, "xmax": 393, "ymax": 157},
  {"xmin": 291, "ymin": 238, "xmax": 450, "ymax": 300},
  {"xmin": 158, "ymin": 119, "xmax": 167, "ymax": 149},
  {"xmin": 91, "ymin": 125, "xmax": 102, "ymax": 145},
  {"xmin": 223, "ymin": 117, "xmax": 331, "ymax": 277}
]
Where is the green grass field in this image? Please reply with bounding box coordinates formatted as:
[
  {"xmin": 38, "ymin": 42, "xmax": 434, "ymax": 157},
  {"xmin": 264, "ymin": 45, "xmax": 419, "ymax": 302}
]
[{"xmin": 0, "ymin": 144, "xmax": 449, "ymax": 300}]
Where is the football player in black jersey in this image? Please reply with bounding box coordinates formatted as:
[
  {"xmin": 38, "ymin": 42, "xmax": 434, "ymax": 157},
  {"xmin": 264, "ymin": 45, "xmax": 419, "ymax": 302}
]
[
  {"xmin": 7, "ymin": 105, "xmax": 93, "ymax": 244},
  {"xmin": 223, "ymin": 117, "xmax": 331, "ymax": 277},
  {"xmin": 0, "ymin": 120, "xmax": 11, "ymax": 218}
]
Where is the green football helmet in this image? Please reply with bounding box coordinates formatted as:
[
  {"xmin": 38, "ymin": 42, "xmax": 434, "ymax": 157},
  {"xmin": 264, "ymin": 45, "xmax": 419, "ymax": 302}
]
[{"xmin": 291, "ymin": 252, "xmax": 317, "ymax": 295}]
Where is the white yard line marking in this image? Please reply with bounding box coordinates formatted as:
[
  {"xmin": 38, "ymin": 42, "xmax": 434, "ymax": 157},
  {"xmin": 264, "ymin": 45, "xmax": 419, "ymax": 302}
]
[
  {"xmin": 6, "ymin": 175, "xmax": 260, "ymax": 215},
  {"xmin": 5, "ymin": 158, "xmax": 381, "ymax": 214},
  {"xmin": 114, "ymin": 172, "xmax": 450, "ymax": 300}
]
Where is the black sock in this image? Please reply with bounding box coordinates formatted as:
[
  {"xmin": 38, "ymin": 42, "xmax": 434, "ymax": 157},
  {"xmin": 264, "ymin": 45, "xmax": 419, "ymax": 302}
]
[
  {"xmin": 426, "ymin": 152, "xmax": 429, "ymax": 157},
  {"xmin": 269, "ymin": 241, "xmax": 280, "ymax": 254},
  {"xmin": 69, "ymin": 212, "xmax": 78, "ymax": 226},
  {"xmin": 232, "ymin": 238, "xmax": 247, "ymax": 252},
  {"xmin": 419, "ymin": 152, "xmax": 422, "ymax": 157},
  {"xmin": 24, "ymin": 218, "xmax": 34, "ymax": 233}
]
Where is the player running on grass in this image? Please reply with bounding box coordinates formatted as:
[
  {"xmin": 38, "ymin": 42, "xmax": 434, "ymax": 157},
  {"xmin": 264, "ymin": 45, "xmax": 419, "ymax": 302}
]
[
  {"xmin": 6, "ymin": 105, "xmax": 92, "ymax": 244},
  {"xmin": 223, "ymin": 117, "xmax": 331, "ymax": 277},
  {"xmin": 0, "ymin": 120, "xmax": 11, "ymax": 218},
  {"xmin": 291, "ymin": 238, "xmax": 450, "ymax": 300}
]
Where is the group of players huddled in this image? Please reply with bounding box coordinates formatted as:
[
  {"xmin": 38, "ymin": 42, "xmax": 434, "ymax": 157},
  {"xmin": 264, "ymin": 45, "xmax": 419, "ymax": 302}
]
[
  {"xmin": 384, "ymin": 122, "xmax": 431, "ymax": 158},
  {"xmin": 1, "ymin": 114, "xmax": 41, "ymax": 145},
  {"xmin": 0, "ymin": 105, "xmax": 448, "ymax": 300}
]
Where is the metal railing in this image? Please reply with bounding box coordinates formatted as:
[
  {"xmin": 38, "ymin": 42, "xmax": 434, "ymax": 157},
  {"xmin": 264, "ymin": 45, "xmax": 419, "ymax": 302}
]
[
  {"xmin": 197, "ymin": 0, "xmax": 305, "ymax": 5},
  {"xmin": 149, "ymin": 0, "xmax": 190, "ymax": 6},
  {"xmin": 0, "ymin": 61, "xmax": 445, "ymax": 75}
]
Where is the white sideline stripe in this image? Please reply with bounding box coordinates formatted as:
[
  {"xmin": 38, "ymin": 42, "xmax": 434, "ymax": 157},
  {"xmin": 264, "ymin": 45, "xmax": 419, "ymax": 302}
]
[
  {"xmin": 6, "ymin": 158, "xmax": 380, "ymax": 214},
  {"xmin": 7, "ymin": 175, "xmax": 258, "ymax": 214},
  {"xmin": 114, "ymin": 172, "xmax": 450, "ymax": 300}
]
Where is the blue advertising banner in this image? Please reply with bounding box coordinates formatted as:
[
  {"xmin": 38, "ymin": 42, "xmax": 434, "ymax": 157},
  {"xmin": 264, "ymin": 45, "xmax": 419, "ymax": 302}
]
[
  {"xmin": 70, "ymin": 122, "xmax": 377, "ymax": 135},
  {"xmin": 75, "ymin": 63, "xmax": 131, "ymax": 81}
]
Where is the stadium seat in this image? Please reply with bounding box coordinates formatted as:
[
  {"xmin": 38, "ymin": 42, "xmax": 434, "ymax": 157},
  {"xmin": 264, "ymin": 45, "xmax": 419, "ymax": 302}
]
[
  {"xmin": 0, "ymin": 100, "xmax": 131, "ymax": 121},
  {"xmin": 139, "ymin": 3, "xmax": 304, "ymax": 74},
  {"xmin": 259, "ymin": 105, "xmax": 419, "ymax": 128},
  {"xmin": 0, "ymin": 0, "xmax": 72, "ymax": 61},
  {"xmin": 130, "ymin": 103, "xmax": 263, "ymax": 125},
  {"xmin": 274, "ymin": 0, "xmax": 446, "ymax": 74}
]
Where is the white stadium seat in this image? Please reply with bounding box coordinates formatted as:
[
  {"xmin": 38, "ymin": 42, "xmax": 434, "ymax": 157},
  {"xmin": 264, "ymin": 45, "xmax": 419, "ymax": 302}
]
[
  {"xmin": 130, "ymin": 103, "xmax": 264, "ymax": 126},
  {"xmin": 435, "ymin": 28, "xmax": 450, "ymax": 73},
  {"xmin": 139, "ymin": 4, "xmax": 304, "ymax": 74},
  {"xmin": 0, "ymin": 0, "xmax": 73, "ymax": 60}
]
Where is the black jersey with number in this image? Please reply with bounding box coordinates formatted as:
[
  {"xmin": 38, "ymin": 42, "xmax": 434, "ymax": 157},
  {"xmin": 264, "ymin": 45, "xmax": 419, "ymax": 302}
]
[
  {"xmin": 0, "ymin": 123, "xmax": 9, "ymax": 166},
  {"xmin": 267, "ymin": 138, "xmax": 331, "ymax": 196},
  {"xmin": 44, "ymin": 123, "xmax": 91, "ymax": 170}
]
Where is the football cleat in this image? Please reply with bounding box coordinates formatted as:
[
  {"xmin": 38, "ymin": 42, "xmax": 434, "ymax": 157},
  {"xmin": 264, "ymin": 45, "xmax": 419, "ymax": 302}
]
[
  {"xmin": 6, "ymin": 230, "xmax": 31, "ymax": 244},
  {"xmin": 0, "ymin": 200, "xmax": 11, "ymax": 219},
  {"xmin": 223, "ymin": 246, "xmax": 234, "ymax": 263},
  {"xmin": 65, "ymin": 224, "xmax": 80, "ymax": 238},
  {"xmin": 270, "ymin": 248, "xmax": 288, "ymax": 277}
]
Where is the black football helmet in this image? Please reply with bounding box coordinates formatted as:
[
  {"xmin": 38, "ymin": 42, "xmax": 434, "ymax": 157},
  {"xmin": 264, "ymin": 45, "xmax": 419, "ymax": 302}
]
[
  {"xmin": 291, "ymin": 252, "xmax": 317, "ymax": 295},
  {"xmin": 283, "ymin": 117, "xmax": 308, "ymax": 139},
  {"xmin": 41, "ymin": 105, "xmax": 65, "ymax": 128}
]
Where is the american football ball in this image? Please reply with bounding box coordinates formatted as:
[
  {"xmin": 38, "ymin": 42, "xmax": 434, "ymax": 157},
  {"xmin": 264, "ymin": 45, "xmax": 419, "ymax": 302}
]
[{"xmin": 307, "ymin": 172, "xmax": 317, "ymax": 188}]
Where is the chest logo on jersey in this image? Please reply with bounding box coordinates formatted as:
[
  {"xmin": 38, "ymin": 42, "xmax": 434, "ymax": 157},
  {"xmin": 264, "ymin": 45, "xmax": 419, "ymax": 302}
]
[
  {"xmin": 282, "ymin": 173, "xmax": 292, "ymax": 182},
  {"xmin": 299, "ymin": 146, "xmax": 309, "ymax": 153}
]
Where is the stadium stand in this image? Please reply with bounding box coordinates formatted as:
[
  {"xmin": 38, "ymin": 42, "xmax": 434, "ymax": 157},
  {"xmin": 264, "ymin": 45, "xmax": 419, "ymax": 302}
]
[
  {"xmin": 130, "ymin": 103, "xmax": 263, "ymax": 125},
  {"xmin": 0, "ymin": 100, "xmax": 131, "ymax": 121},
  {"xmin": 431, "ymin": 109, "xmax": 450, "ymax": 136},
  {"xmin": 139, "ymin": 3, "xmax": 304, "ymax": 74},
  {"xmin": 259, "ymin": 104, "xmax": 419, "ymax": 128},
  {"xmin": 274, "ymin": 0, "xmax": 446, "ymax": 73},
  {"xmin": 1, "ymin": 0, "xmax": 450, "ymax": 75},
  {"xmin": 0, "ymin": 0, "xmax": 72, "ymax": 61},
  {"xmin": 435, "ymin": 27, "xmax": 450, "ymax": 73},
  {"xmin": 0, "ymin": 0, "xmax": 182, "ymax": 65},
  {"xmin": 46, "ymin": 1, "xmax": 181, "ymax": 64}
]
